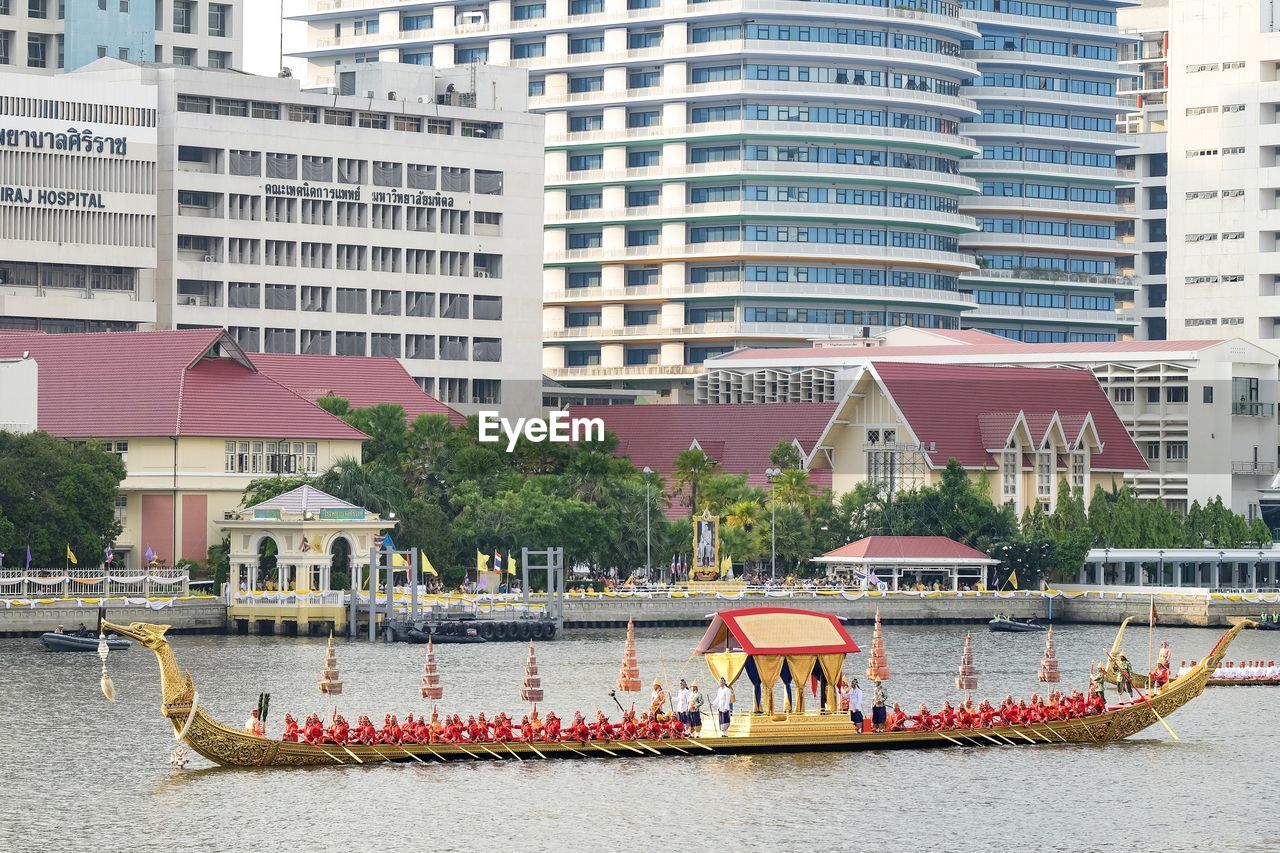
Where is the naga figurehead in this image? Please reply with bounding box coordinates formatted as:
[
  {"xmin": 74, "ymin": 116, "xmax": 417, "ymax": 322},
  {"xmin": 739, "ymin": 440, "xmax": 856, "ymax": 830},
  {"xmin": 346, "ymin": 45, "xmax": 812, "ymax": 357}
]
[
  {"xmin": 102, "ymin": 620, "xmax": 173, "ymax": 648},
  {"xmin": 102, "ymin": 619, "xmax": 197, "ymax": 720}
]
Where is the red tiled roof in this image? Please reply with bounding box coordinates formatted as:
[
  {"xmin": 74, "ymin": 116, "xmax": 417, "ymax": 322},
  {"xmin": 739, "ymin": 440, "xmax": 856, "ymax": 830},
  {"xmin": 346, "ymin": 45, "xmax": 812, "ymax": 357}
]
[
  {"xmin": 822, "ymin": 536, "xmax": 993, "ymax": 562},
  {"xmin": 696, "ymin": 607, "xmax": 860, "ymax": 655},
  {"xmin": 719, "ymin": 339, "xmax": 1229, "ymax": 363},
  {"xmin": 250, "ymin": 353, "xmax": 464, "ymax": 426},
  {"xmin": 0, "ymin": 329, "xmax": 367, "ymax": 440},
  {"xmin": 567, "ymin": 402, "xmax": 838, "ymax": 515},
  {"xmin": 871, "ymin": 361, "xmax": 1146, "ymax": 471}
]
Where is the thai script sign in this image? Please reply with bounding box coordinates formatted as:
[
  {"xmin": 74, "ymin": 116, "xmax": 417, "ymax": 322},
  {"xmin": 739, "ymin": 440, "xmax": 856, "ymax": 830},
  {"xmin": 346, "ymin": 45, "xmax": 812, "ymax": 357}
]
[
  {"xmin": 264, "ymin": 182, "xmax": 362, "ymax": 201},
  {"xmin": 370, "ymin": 189, "xmax": 455, "ymax": 208},
  {"xmin": 0, "ymin": 127, "xmax": 128, "ymax": 156},
  {"xmin": 318, "ymin": 508, "xmax": 365, "ymax": 520}
]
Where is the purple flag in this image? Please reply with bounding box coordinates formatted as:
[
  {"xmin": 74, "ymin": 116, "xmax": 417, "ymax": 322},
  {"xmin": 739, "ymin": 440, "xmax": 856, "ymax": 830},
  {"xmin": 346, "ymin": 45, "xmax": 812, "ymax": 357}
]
[
  {"xmin": 144, "ymin": 544, "xmax": 155, "ymax": 564},
  {"xmin": 25, "ymin": 544, "xmax": 31, "ymax": 569}
]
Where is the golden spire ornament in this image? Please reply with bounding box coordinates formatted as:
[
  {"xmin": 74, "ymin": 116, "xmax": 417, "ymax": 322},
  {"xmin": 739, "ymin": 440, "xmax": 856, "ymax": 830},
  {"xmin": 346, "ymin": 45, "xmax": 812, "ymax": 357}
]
[
  {"xmin": 955, "ymin": 632, "xmax": 978, "ymax": 694},
  {"xmin": 865, "ymin": 610, "xmax": 891, "ymax": 682},
  {"xmin": 318, "ymin": 632, "xmax": 343, "ymax": 695},
  {"xmin": 616, "ymin": 617, "xmax": 642, "ymax": 692},
  {"xmin": 419, "ymin": 638, "xmax": 443, "ymax": 700},
  {"xmin": 1038, "ymin": 625, "xmax": 1061, "ymax": 683},
  {"xmin": 520, "ymin": 641, "xmax": 544, "ymax": 703}
]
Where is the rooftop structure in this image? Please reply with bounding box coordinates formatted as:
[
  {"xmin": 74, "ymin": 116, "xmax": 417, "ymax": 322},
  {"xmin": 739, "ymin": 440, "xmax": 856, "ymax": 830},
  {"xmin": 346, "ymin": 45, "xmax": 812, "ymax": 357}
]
[{"xmin": 812, "ymin": 535, "xmax": 999, "ymax": 590}]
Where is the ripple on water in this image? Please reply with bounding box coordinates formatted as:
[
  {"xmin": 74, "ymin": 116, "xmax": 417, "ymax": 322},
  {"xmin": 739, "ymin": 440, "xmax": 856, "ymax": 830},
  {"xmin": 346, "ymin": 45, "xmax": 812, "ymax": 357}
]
[{"xmin": 0, "ymin": 623, "xmax": 1275, "ymax": 853}]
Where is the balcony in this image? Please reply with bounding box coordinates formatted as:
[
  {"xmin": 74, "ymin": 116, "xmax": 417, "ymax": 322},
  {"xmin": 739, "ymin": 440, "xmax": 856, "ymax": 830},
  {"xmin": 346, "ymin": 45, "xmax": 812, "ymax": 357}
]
[
  {"xmin": 961, "ymin": 267, "xmax": 1135, "ymax": 289},
  {"xmin": 1233, "ymin": 461, "xmax": 1277, "ymax": 476},
  {"xmin": 546, "ymin": 364, "xmax": 704, "ymax": 380},
  {"xmin": 1232, "ymin": 401, "xmax": 1276, "ymax": 417},
  {"xmin": 545, "ymin": 160, "xmax": 979, "ymax": 194},
  {"xmin": 962, "ymin": 121, "xmax": 1124, "ymax": 148},
  {"xmin": 544, "ymin": 201, "xmax": 977, "ymax": 231},
  {"xmin": 961, "ymin": 158, "xmax": 1136, "ymax": 184}
]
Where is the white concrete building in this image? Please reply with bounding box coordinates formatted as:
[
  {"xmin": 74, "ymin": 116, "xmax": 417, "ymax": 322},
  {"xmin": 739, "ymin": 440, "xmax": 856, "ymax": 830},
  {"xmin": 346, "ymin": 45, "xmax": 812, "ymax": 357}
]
[
  {"xmin": 956, "ymin": 0, "xmax": 1138, "ymax": 345},
  {"xmin": 0, "ymin": 0, "xmax": 243, "ymax": 74},
  {"xmin": 286, "ymin": 0, "xmax": 988, "ymax": 400},
  {"xmin": 1116, "ymin": 0, "xmax": 1169, "ymax": 342},
  {"xmin": 1164, "ymin": 0, "xmax": 1280, "ymax": 343},
  {"xmin": 0, "ymin": 70, "xmax": 159, "ymax": 334},
  {"xmin": 695, "ymin": 327, "xmax": 1280, "ymax": 519},
  {"xmin": 0, "ymin": 59, "xmax": 547, "ymax": 415},
  {"xmin": 0, "ymin": 356, "xmax": 38, "ymax": 433}
]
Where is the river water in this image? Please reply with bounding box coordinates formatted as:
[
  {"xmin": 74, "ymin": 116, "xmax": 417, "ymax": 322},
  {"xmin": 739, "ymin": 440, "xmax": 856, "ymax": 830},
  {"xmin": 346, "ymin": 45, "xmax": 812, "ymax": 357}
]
[{"xmin": 2, "ymin": 622, "xmax": 1277, "ymax": 853}]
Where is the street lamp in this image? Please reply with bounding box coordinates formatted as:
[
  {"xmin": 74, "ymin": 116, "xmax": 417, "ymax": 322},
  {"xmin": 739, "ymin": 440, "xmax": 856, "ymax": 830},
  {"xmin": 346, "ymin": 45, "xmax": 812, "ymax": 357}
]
[
  {"xmin": 766, "ymin": 467, "xmax": 782, "ymax": 580},
  {"xmin": 643, "ymin": 467, "xmax": 653, "ymax": 582}
]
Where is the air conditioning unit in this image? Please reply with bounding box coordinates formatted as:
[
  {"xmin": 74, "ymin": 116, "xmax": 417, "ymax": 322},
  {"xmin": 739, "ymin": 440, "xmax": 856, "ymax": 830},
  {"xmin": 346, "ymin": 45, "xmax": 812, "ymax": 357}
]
[
  {"xmin": 202, "ymin": 254, "xmax": 215, "ymax": 262},
  {"xmin": 474, "ymin": 270, "xmax": 490, "ymax": 278},
  {"xmin": 364, "ymin": 89, "xmax": 376, "ymax": 98},
  {"xmin": 223, "ymin": 511, "xmax": 237, "ymax": 520},
  {"xmin": 387, "ymin": 90, "xmax": 397, "ymax": 100}
]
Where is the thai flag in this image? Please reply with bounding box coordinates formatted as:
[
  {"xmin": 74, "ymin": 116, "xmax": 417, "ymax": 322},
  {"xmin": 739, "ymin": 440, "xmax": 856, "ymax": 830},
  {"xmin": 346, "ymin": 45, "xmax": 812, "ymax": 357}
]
[
  {"xmin": 104, "ymin": 546, "xmax": 114, "ymax": 565},
  {"xmin": 493, "ymin": 550, "xmax": 504, "ymax": 572},
  {"xmin": 670, "ymin": 554, "xmax": 677, "ymax": 577}
]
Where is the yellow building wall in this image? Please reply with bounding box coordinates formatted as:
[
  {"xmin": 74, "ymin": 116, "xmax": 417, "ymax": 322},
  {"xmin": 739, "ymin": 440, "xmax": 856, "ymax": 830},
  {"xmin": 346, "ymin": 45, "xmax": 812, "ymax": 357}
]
[{"xmin": 113, "ymin": 435, "xmax": 364, "ymax": 568}]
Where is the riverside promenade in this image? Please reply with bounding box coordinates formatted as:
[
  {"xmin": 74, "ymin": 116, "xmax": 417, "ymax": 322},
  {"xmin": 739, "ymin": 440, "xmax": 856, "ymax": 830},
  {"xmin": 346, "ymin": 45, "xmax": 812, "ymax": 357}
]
[{"xmin": 558, "ymin": 586, "xmax": 1278, "ymax": 629}]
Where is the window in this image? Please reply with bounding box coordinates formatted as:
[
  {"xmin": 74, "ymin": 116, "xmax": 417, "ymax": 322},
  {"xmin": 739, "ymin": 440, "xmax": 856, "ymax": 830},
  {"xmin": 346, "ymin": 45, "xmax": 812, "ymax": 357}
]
[
  {"xmin": 1002, "ymin": 447, "xmax": 1018, "ymax": 499},
  {"xmin": 28, "ymin": 0, "xmax": 46, "ymax": 17},
  {"xmin": 172, "ymin": 46, "xmax": 195, "ymax": 66},
  {"xmin": 208, "ymin": 50, "xmax": 230, "ymax": 69},
  {"xmin": 1145, "ymin": 441, "xmax": 1160, "ymax": 461},
  {"xmin": 1070, "ymin": 451, "xmax": 1086, "ymax": 490},
  {"xmin": 26, "ymin": 33, "xmax": 46, "ymax": 67},
  {"xmin": 569, "ymin": 114, "xmax": 603, "ymax": 133},
  {"xmin": 627, "ymin": 228, "xmax": 659, "ymax": 246},
  {"xmin": 1203, "ymin": 386, "xmax": 1214, "ymax": 404},
  {"xmin": 1166, "ymin": 441, "xmax": 1188, "ymax": 461},
  {"xmin": 628, "ymin": 149, "xmax": 660, "ymax": 168},
  {"xmin": 569, "ymin": 36, "xmax": 603, "ymax": 54},
  {"xmin": 513, "ymin": 2, "xmax": 545, "ymax": 20},
  {"xmin": 570, "ymin": 0, "xmax": 602, "ymax": 12},
  {"xmin": 1112, "ymin": 387, "xmax": 1134, "ymax": 403},
  {"xmin": 569, "ymin": 74, "xmax": 602, "ymax": 93},
  {"xmin": 1146, "ymin": 387, "xmax": 1160, "ymax": 404},
  {"xmin": 173, "ymin": 0, "xmax": 193, "ymax": 34},
  {"xmin": 628, "ymin": 30, "xmax": 661, "ymax": 49},
  {"xmin": 1166, "ymin": 386, "xmax": 1188, "ymax": 403},
  {"xmin": 208, "ymin": 3, "xmax": 229, "ymax": 37}
]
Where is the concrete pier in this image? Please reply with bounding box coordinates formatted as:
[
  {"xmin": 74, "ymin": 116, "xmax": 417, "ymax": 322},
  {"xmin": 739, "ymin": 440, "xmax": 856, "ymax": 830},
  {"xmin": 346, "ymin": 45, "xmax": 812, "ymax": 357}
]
[{"xmin": 561, "ymin": 592, "xmax": 1272, "ymax": 630}]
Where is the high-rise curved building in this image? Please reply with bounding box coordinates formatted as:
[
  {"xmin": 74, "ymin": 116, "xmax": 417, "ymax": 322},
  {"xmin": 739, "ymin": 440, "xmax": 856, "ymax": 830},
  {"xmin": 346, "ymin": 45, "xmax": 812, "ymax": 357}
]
[
  {"xmin": 289, "ymin": 0, "xmax": 984, "ymax": 398},
  {"xmin": 956, "ymin": 0, "xmax": 1136, "ymax": 344}
]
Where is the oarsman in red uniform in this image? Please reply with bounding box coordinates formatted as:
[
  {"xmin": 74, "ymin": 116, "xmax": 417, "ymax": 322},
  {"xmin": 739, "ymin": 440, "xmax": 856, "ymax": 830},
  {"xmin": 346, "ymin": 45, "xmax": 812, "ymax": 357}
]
[
  {"xmin": 442, "ymin": 714, "xmax": 464, "ymax": 743},
  {"xmin": 465, "ymin": 714, "xmax": 484, "ymax": 742},
  {"xmin": 593, "ymin": 710, "xmax": 616, "ymax": 741},
  {"xmin": 401, "ymin": 713, "xmax": 420, "ymax": 744},
  {"xmin": 542, "ymin": 712, "xmax": 562, "ymax": 742},
  {"xmin": 476, "ymin": 712, "xmax": 494, "ymax": 742},
  {"xmin": 978, "ymin": 700, "xmax": 996, "ymax": 727},
  {"xmin": 938, "ymin": 701, "xmax": 957, "ymax": 730},
  {"xmin": 328, "ymin": 714, "xmax": 350, "ymax": 745},
  {"xmin": 912, "ymin": 704, "xmax": 935, "ymax": 731},
  {"xmin": 666, "ymin": 714, "xmax": 686, "ymax": 738},
  {"xmin": 282, "ymin": 713, "xmax": 300, "ymax": 743},
  {"xmin": 518, "ymin": 714, "xmax": 535, "ymax": 742},
  {"xmin": 887, "ymin": 703, "xmax": 907, "ymax": 732},
  {"xmin": 303, "ymin": 714, "xmax": 325, "ymax": 745},
  {"xmin": 619, "ymin": 711, "xmax": 639, "ymax": 740},
  {"xmin": 493, "ymin": 713, "xmax": 514, "ymax": 743}
]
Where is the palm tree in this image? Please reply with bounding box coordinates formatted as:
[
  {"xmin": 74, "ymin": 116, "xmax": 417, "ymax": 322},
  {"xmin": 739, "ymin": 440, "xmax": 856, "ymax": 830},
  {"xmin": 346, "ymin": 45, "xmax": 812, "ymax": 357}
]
[
  {"xmin": 673, "ymin": 448, "xmax": 718, "ymax": 516},
  {"xmin": 772, "ymin": 468, "xmax": 814, "ymax": 513},
  {"xmin": 725, "ymin": 499, "xmax": 762, "ymax": 530},
  {"xmin": 318, "ymin": 456, "xmax": 406, "ymax": 517}
]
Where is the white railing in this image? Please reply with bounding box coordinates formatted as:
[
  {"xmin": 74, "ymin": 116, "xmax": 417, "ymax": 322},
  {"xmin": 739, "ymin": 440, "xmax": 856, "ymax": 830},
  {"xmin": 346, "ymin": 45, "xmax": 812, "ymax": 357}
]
[{"xmin": 0, "ymin": 568, "xmax": 190, "ymax": 598}]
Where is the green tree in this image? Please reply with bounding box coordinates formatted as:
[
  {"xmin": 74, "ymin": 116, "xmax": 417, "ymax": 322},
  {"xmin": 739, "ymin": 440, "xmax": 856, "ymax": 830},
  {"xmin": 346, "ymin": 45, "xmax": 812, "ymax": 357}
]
[
  {"xmin": 315, "ymin": 455, "xmax": 405, "ymax": 516},
  {"xmin": 241, "ymin": 474, "xmax": 314, "ymax": 508},
  {"xmin": 0, "ymin": 432, "xmax": 124, "ymax": 567},
  {"xmin": 769, "ymin": 440, "xmax": 804, "ymax": 471},
  {"xmin": 346, "ymin": 403, "xmax": 411, "ymax": 470},
  {"xmin": 315, "ymin": 396, "xmax": 352, "ymax": 418},
  {"xmin": 673, "ymin": 448, "xmax": 719, "ymax": 516}
]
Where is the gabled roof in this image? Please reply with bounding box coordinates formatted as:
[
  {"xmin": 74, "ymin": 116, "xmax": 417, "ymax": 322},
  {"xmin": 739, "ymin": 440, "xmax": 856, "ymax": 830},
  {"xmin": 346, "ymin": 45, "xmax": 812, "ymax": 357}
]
[
  {"xmin": 869, "ymin": 362, "xmax": 1145, "ymax": 471},
  {"xmin": 820, "ymin": 536, "xmax": 996, "ymax": 563},
  {"xmin": 567, "ymin": 403, "xmax": 837, "ymax": 515},
  {"xmin": 695, "ymin": 607, "xmax": 860, "ymax": 656},
  {"xmin": 247, "ymin": 484, "xmax": 358, "ymax": 513},
  {"xmin": 0, "ymin": 329, "xmax": 367, "ymax": 441},
  {"xmin": 251, "ymin": 353, "xmax": 464, "ymax": 426}
]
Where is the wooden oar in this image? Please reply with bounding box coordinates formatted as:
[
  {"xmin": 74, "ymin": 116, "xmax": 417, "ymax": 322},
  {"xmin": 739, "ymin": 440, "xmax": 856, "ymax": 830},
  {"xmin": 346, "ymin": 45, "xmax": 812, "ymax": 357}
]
[
  {"xmin": 974, "ymin": 731, "xmax": 1007, "ymax": 747},
  {"xmin": 663, "ymin": 740, "xmax": 688, "ymax": 754},
  {"xmin": 501, "ymin": 741, "xmax": 524, "ymax": 762},
  {"xmin": 522, "ymin": 740, "xmax": 548, "ymax": 760},
  {"xmin": 632, "ymin": 739, "xmax": 662, "ymax": 755},
  {"xmin": 452, "ymin": 742, "xmax": 480, "ymax": 759},
  {"xmin": 396, "ymin": 745, "xmax": 429, "ymax": 764},
  {"xmin": 559, "ymin": 743, "xmax": 594, "ymax": 758},
  {"xmin": 590, "ymin": 741, "xmax": 618, "ymax": 757},
  {"xmin": 683, "ymin": 737, "xmax": 715, "ymax": 752},
  {"xmin": 418, "ymin": 743, "xmax": 448, "ymax": 762},
  {"xmin": 1010, "ymin": 728, "xmax": 1038, "ymax": 744},
  {"xmin": 315, "ymin": 744, "xmax": 346, "ymax": 764},
  {"xmin": 339, "ymin": 744, "xmax": 364, "ymax": 764},
  {"xmin": 613, "ymin": 740, "xmax": 646, "ymax": 755},
  {"xmin": 476, "ymin": 743, "xmax": 505, "ymax": 760},
  {"xmin": 934, "ymin": 730, "xmax": 968, "ymax": 748}
]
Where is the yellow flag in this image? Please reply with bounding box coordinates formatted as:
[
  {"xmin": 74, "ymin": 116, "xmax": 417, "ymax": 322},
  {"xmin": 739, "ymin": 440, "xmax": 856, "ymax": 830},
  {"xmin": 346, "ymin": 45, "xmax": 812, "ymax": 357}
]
[
  {"xmin": 66, "ymin": 544, "xmax": 78, "ymax": 565},
  {"xmin": 391, "ymin": 551, "xmax": 409, "ymax": 567},
  {"xmin": 719, "ymin": 554, "xmax": 732, "ymax": 578},
  {"xmin": 422, "ymin": 554, "xmax": 438, "ymax": 577},
  {"xmin": 1008, "ymin": 570, "xmax": 1019, "ymax": 590},
  {"xmin": 508, "ymin": 554, "xmax": 518, "ymax": 577},
  {"xmin": 477, "ymin": 550, "xmax": 490, "ymax": 573}
]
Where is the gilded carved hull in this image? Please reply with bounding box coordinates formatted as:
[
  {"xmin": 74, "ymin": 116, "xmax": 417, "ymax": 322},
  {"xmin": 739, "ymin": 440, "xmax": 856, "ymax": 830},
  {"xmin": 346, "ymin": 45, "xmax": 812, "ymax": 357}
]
[{"xmin": 102, "ymin": 619, "xmax": 1252, "ymax": 769}]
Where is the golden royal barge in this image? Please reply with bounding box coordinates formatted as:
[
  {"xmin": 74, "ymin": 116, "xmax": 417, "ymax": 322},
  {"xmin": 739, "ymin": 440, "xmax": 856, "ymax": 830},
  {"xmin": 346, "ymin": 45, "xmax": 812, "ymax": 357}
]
[{"xmin": 102, "ymin": 607, "xmax": 1252, "ymax": 769}]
